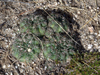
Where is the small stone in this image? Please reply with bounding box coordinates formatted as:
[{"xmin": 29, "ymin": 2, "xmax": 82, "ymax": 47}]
[
  {"xmin": 7, "ymin": 64, "xmax": 11, "ymax": 68},
  {"xmin": 17, "ymin": 29, "xmax": 19, "ymax": 31},
  {"xmin": 15, "ymin": 66, "xmax": 18, "ymax": 68},
  {"xmin": 98, "ymin": 49, "xmax": 100, "ymax": 52},
  {"xmin": 94, "ymin": 44, "xmax": 98, "ymax": 48},
  {"xmin": 12, "ymin": 33, "xmax": 16, "ymax": 38},
  {"xmin": 88, "ymin": 27, "xmax": 94, "ymax": 34},
  {"xmin": 20, "ymin": 69, "xmax": 24, "ymax": 73},
  {"xmin": 44, "ymin": 66, "xmax": 47, "ymax": 70},
  {"xmin": 74, "ymin": 14, "xmax": 78, "ymax": 18},
  {"xmin": 2, "ymin": 65, "xmax": 6, "ymax": 69},
  {"xmin": 88, "ymin": 6, "xmax": 91, "ymax": 9},
  {"xmin": 17, "ymin": 64, "xmax": 20, "ymax": 67},
  {"xmin": 88, "ymin": 35, "xmax": 94, "ymax": 39},
  {"xmin": 21, "ymin": 62, "xmax": 26, "ymax": 68},
  {"xmin": 94, "ymin": 40, "xmax": 97, "ymax": 43},
  {"xmin": 99, "ymin": 31, "xmax": 100, "ymax": 34},
  {"xmin": 28, "ymin": 48, "xmax": 31, "ymax": 52},
  {"xmin": 17, "ymin": 46, "xmax": 20, "ymax": 47},
  {"xmin": 77, "ymin": 11, "xmax": 80, "ymax": 14},
  {"xmin": 94, "ymin": 33, "xmax": 98, "ymax": 35},
  {"xmin": 94, "ymin": 16, "xmax": 98, "ymax": 21},
  {"xmin": 73, "ymin": 17, "xmax": 75, "ymax": 20},
  {"xmin": 97, "ymin": 7, "xmax": 99, "ymax": 9},
  {"xmin": 87, "ymin": 44, "xmax": 93, "ymax": 50},
  {"xmin": 5, "ymin": 40, "xmax": 8, "ymax": 42},
  {"xmin": 98, "ymin": 46, "xmax": 100, "ymax": 49},
  {"xmin": 83, "ymin": 45, "xmax": 86, "ymax": 48},
  {"xmin": 10, "ymin": 72, "xmax": 13, "ymax": 75},
  {"xmin": 5, "ymin": 73, "xmax": 9, "ymax": 75},
  {"xmin": 32, "ymin": 62, "xmax": 34, "ymax": 64},
  {"xmin": 6, "ymin": 45, "xmax": 9, "ymax": 48},
  {"xmin": 66, "ymin": 57, "xmax": 71, "ymax": 63},
  {"xmin": 98, "ymin": 34, "xmax": 100, "ymax": 36},
  {"xmin": 54, "ymin": 2, "xmax": 58, "ymax": 6},
  {"xmin": 90, "ymin": 49, "xmax": 93, "ymax": 52},
  {"xmin": 33, "ymin": 63, "xmax": 36, "ymax": 66},
  {"xmin": 91, "ymin": 9, "xmax": 94, "ymax": 12}
]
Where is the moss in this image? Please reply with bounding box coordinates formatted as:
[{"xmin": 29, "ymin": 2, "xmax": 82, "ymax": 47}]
[{"xmin": 65, "ymin": 52, "xmax": 100, "ymax": 75}]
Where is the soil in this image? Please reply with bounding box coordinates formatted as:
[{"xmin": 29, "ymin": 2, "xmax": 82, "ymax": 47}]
[{"xmin": 0, "ymin": 0, "xmax": 100, "ymax": 75}]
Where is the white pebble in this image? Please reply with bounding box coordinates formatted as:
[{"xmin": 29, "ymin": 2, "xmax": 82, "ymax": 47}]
[
  {"xmin": 15, "ymin": 66, "xmax": 18, "ymax": 68},
  {"xmin": 94, "ymin": 33, "xmax": 98, "ymax": 35},
  {"xmin": 90, "ymin": 49, "xmax": 93, "ymax": 52},
  {"xmin": 12, "ymin": 33, "xmax": 16, "ymax": 38},
  {"xmin": 98, "ymin": 46, "xmax": 100, "ymax": 49},
  {"xmin": 10, "ymin": 72, "xmax": 13, "ymax": 75},
  {"xmin": 88, "ymin": 35, "xmax": 93, "ymax": 39},
  {"xmin": 77, "ymin": 11, "xmax": 80, "ymax": 14},
  {"xmin": 94, "ymin": 16, "xmax": 98, "ymax": 21},
  {"xmin": 88, "ymin": 6, "xmax": 91, "ymax": 9},
  {"xmin": 94, "ymin": 44, "xmax": 98, "ymax": 48},
  {"xmin": 7, "ymin": 64, "xmax": 11, "ymax": 68},
  {"xmin": 86, "ymin": 19, "xmax": 88, "ymax": 22},
  {"xmin": 32, "ymin": 62, "xmax": 34, "ymax": 64},
  {"xmin": 2, "ymin": 65, "xmax": 6, "ymax": 69},
  {"xmin": 20, "ymin": 69, "xmax": 24, "ymax": 73},
  {"xmin": 54, "ymin": 2, "xmax": 58, "ymax": 5},
  {"xmin": 5, "ymin": 40, "xmax": 8, "ymax": 42},
  {"xmin": 6, "ymin": 45, "xmax": 9, "ymax": 48},
  {"xmin": 21, "ymin": 62, "xmax": 25, "ymax": 67},
  {"xmin": 73, "ymin": 17, "xmax": 75, "ymax": 20},
  {"xmin": 97, "ymin": 7, "xmax": 99, "ymax": 9},
  {"xmin": 94, "ymin": 41, "xmax": 97, "ymax": 43},
  {"xmin": 5, "ymin": 73, "xmax": 9, "ymax": 75},
  {"xmin": 28, "ymin": 48, "xmax": 31, "ymax": 52},
  {"xmin": 17, "ymin": 46, "xmax": 20, "ymax": 47},
  {"xmin": 88, "ymin": 27, "xmax": 94, "ymax": 34},
  {"xmin": 17, "ymin": 64, "xmax": 20, "ymax": 66},
  {"xmin": 66, "ymin": 57, "xmax": 71, "ymax": 63},
  {"xmin": 44, "ymin": 66, "xmax": 47, "ymax": 70},
  {"xmin": 74, "ymin": 14, "xmax": 78, "ymax": 18},
  {"xmin": 88, "ymin": 44, "xmax": 93, "ymax": 49},
  {"xmin": 98, "ymin": 34, "xmax": 100, "ymax": 36},
  {"xmin": 17, "ymin": 29, "xmax": 19, "ymax": 31},
  {"xmin": 91, "ymin": 9, "xmax": 94, "ymax": 12},
  {"xmin": 98, "ymin": 49, "xmax": 100, "ymax": 52}
]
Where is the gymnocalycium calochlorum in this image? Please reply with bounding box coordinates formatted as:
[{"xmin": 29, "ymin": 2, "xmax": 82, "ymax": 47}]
[{"xmin": 12, "ymin": 13, "xmax": 75, "ymax": 63}]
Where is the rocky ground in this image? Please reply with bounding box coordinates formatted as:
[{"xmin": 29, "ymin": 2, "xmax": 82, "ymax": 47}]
[{"xmin": 0, "ymin": 0, "xmax": 100, "ymax": 75}]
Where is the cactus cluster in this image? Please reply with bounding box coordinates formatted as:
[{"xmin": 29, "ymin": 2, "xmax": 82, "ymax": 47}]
[{"xmin": 12, "ymin": 14, "xmax": 75, "ymax": 63}]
